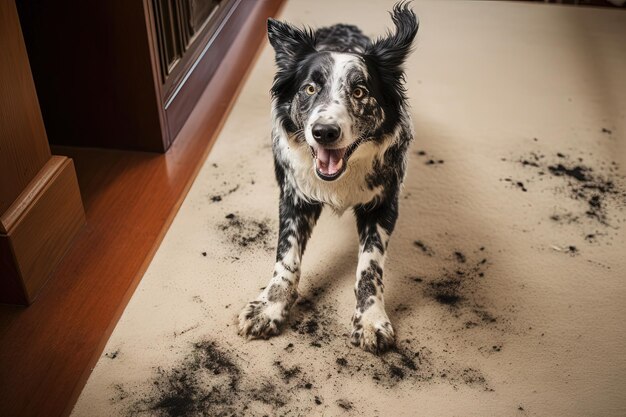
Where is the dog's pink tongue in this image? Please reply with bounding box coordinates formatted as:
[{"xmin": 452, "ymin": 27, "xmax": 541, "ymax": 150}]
[{"xmin": 316, "ymin": 148, "xmax": 345, "ymax": 176}]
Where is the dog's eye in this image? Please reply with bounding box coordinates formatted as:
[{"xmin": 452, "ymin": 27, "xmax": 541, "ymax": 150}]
[
  {"xmin": 352, "ymin": 87, "xmax": 365, "ymax": 99},
  {"xmin": 305, "ymin": 84, "xmax": 316, "ymax": 95}
]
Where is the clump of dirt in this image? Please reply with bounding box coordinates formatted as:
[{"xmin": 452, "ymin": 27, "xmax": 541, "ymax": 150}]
[
  {"xmin": 274, "ymin": 361, "xmax": 302, "ymax": 384},
  {"xmin": 415, "ymin": 150, "xmax": 445, "ymax": 166},
  {"xmin": 110, "ymin": 383, "xmax": 130, "ymax": 402},
  {"xmin": 372, "ymin": 345, "xmax": 436, "ymax": 385},
  {"xmin": 502, "ymin": 178, "xmax": 528, "ymax": 192},
  {"xmin": 509, "ymin": 150, "xmax": 626, "ymax": 236},
  {"xmin": 284, "ymin": 286, "xmax": 444, "ymax": 389},
  {"xmin": 426, "ymin": 159, "xmax": 445, "ymax": 165},
  {"xmin": 321, "ymin": 343, "xmax": 436, "ymax": 388},
  {"xmin": 336, "ymin": 399, "xmax": 353, "ymax": 411},
  {"xmin": 413, "ymin": 246, "xmax": 501, "ymax": 330},
  {"xmin": 219, "ymin": 213, "xmax": 273, "ymax": 251},
  {"xmin": 130, "ymin": 341, "xmax": 245, "ymax": 416},
  {"xmin": 124, "ymin": 340, "xmax": 315, "ymax": 416},
  {"xmin": 105, "ymin": 349, "xmax": 119, "ymax": 359},
  {"xmin": 435, "ymin": 363, "xmax": 492, "ymax": 392},
  {"xmin": 336, "ymin": 357, "xmax": 348, "ymax": 367},
  {"xmin": 290, "ymin": 288, "xmax": 337, "ymax": 348},
  {"xmin": 429, "ymin": 279, "xmax": 463, "ymax": 306},
  {"xmin": 209, "ymin": 184, "xmax": 240, "ymax": 203},
  {"xmin": 459, "ymin": 368, "xmax": 491, "ymax": 391},
  {"xmin": 453, "ymin": 251, "xmax": 467, "ymax": 263},
  {"xmin": 414, "ymin": 240, "xmax": 434, "ymax": 256}
]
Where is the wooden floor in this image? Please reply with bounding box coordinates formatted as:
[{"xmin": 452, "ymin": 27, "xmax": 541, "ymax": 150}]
[{"xmin": 0, "ymin": 1, "xmax": 283, "ymax": 416}]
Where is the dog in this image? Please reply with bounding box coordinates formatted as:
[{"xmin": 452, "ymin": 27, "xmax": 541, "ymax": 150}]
[{"xmin": 238, "ymin": 2, "xmax": 419, "ymax": 354}]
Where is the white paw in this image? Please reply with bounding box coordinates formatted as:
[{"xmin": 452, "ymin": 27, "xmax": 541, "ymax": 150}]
[
  {"xmin": 350, "ymin": 304, "xmax": 395, "ymax": 354},
  {"xmin": 238, "ymin": 300, "xmax": 289, "ymax": 339}
]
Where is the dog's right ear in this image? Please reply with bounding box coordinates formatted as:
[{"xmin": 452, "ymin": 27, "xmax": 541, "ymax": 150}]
[{"xmin": 267, "ymin": 18, "xmax": 316, "ymax": 70}]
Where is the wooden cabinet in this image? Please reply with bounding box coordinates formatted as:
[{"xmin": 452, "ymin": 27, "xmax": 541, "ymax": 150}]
[
  {"xmin": 1, "ymin": 0, "xmax": 85, "ymax": 305},
  {"xmin": 17, "ymin": 0, "xmax": 252, "ymax": 152}
]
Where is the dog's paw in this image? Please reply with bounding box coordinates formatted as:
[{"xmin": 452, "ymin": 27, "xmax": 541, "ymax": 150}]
[
  {"xmin": 238, "ymin": 300, "xmax": 288, "ymax": 340},
  {"xmin": 350, "ymin": 307, "xmax": 395, "ymax": 354}
]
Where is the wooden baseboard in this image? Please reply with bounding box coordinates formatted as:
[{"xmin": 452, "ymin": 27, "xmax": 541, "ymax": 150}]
[{"xmin": 0, "ymin": 156, "xmax": 85, "ymax": 305}]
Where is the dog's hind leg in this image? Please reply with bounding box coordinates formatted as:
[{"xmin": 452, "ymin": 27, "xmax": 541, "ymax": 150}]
[
  {"xmin": 238, "ymin": 191, "xmax": 322, "ymax": 339},
  {"xmin": 350, "ymin": 196, "xmax": 399, "ymax": 354}
]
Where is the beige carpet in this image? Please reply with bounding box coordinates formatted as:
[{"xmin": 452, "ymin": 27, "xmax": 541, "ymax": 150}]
[{"xmin": 72, "ymin": 1, "xmax": 626, "ymax": 416}]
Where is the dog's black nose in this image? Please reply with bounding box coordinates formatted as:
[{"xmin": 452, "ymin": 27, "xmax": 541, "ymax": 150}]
[{"xmin": 312, "ymin": 123, "xmax": 341, "ymax": 144}]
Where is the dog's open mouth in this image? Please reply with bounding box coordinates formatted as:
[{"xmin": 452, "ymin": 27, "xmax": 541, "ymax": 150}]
[
  {"xmin": 311, "ymin": 140, "xmax": 363, "ymax": 181},
  {"xmin": 314, "ymin": 147, "xmax": 347, "ymax": 181}
]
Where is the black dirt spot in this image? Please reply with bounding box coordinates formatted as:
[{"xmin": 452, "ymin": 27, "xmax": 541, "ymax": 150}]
[
  {"xmin": 394, "ymin": 303, "xmax": 410, "ymax": 313},
  {"xmin": 389, "ymin": 365, "xmax": 405, "ymax": 379},
  {"xmin": 520, "ymin": 159, "xmax": 540, "ymax": 167},
  {"xmin": 336, "ymin": 399, "xmax": 353, "ymax": 411},
  {"xmin": 218, "ymin": 213, "xmax": 273, "ymax": 251},
  {"xmin": 436, "ymin": 293, "xmax": 462, "ymax": 306},
  {"xmin": 512, "ymin": 151, "xmax": 626, "ymax": 237},
  {"xmin": 105, "ymin": 350, "xmax": 119, "ymax": 359},
  {"xmin": 132, "ymin": 341, "xmax": 242, "ymax": 416},
  {"xmin": 124, "ymin": 340, "xmax": 316, "ymax": 416},
  {"xmin": 357, "ymin": 346, "xmax": 436, "ymax": 387},
  {"xmin": 301, "ymin": 319, "xmax": 318, "ymax": 335},
  {"xmin": 453, "ymin": 251, "xmax": 466, "ymax": 263},
  {"xmin": 289, "ymin": 293, "xmax": 338, "ymax": 347},
  {"xmin": 416, "ymin": 150, "xmax": 444, "ymax": 166},
  {"xmin": 336, "ymin": 357, "xmax": 348, "ymax": 367},
  {"xmin": 420, "ymin": 247, "xmax": 505, "ymax": 330},
  {"xmin": 414, "ymin": 240, "xmax": 434, "ymax": 256},
  {"xmin": 426, "ymin": 159, "xmax": 445, "ymax": 165},
  {"xmin": 502, "ymin": 177, "xmax": 528, "ymax": 192},
  {"xmin": 429, "ymin": 278, "xmax": 463, "ymax": 307},
  {"xmin": 209, "ymin": 184, "xmax": 240, "ymax": 203},
  {"xmin": 273, "ymin": 361, "xmax": 302, "ymax": 384},
  {"xmin": 601, "ymin": 128, "xmax": 612, "ymax": 135},
  {"xmin": 548, "ymin": 164, "xmax": 589, "ymax": 182},
  {"xmin": 460, "ymin": 368, "xmax": 489, "ymax": 389}
]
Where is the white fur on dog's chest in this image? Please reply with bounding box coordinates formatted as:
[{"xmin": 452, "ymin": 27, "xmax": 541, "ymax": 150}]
[{"xmin": 276, "ymin": 134, "xmax": 384, "ymax": 213}]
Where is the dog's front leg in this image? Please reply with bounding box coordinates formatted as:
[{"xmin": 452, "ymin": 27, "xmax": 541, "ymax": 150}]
[
  {"xmin": 350, "ymin": 196, "xmax": 398, "ymax": 354},
  {"xmin": 238, "ymin": 191, "xmax": 322, "ymax": 339}
]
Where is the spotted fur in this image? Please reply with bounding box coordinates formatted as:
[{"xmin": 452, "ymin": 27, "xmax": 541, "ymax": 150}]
[{"xmin": 238, "ymin": 2, "xmax": 419, "ymax": 354}]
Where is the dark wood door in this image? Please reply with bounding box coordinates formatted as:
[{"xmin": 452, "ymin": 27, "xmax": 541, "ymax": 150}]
[
  {"xmin": 150, "ymin": 0, "xmax": 240, "ymax": 148},
  {"xmin": 17, "ymin": 0, "xmax": 254, "ymax": 152}
]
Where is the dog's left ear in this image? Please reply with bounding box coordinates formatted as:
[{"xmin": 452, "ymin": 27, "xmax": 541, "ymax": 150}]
[
  {"xmin": 364, "ymin": 2, "xmax": 419, "ymax": 95},
  {"xmin": 267, "ymin": 18, "xmax": 317, "ymax": 71}
]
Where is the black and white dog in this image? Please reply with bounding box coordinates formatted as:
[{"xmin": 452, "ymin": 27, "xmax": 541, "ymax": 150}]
[{"xmin": 238, "ymin": 2, "xmax": 419, "ymax": 354}]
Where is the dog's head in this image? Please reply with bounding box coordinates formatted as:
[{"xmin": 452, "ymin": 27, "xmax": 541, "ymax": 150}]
[{"xmin": 268, "ymin": 3, "xmax": 418, "ymax": 182}]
